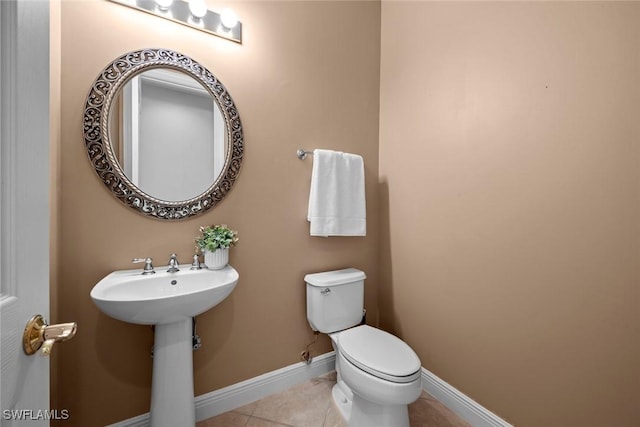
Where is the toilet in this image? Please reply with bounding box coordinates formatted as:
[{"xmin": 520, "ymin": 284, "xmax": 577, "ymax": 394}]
[{"xmin": 305, "ymin": 268, "xmax": 422, "ymax": 427}]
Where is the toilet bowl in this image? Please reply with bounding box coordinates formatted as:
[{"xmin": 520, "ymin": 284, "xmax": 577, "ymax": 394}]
[
  {"xmin": 330, "ymin": 325, "xmax": 422, "ymax": 427},
  {"xmin": 305, "ymin": 269, "xmax": 422, "ymax": 427}
]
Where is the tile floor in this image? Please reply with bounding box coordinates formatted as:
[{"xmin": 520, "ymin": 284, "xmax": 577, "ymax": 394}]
[{"xmin": 197, "ymin": 371, "xmax": 471, "ymax": 427}]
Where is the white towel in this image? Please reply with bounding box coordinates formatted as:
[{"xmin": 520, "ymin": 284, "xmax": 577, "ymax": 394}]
[{"xmin": 307, "ymin": 149, "xmax": 366, "ymax": 237}]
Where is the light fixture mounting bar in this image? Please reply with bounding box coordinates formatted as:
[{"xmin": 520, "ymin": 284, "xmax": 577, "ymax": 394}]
[{"xmin": 107, "ymin": 0, "xmax": 242, "ymax": 44}]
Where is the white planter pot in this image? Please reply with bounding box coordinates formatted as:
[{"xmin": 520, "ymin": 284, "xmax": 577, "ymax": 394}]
[{"xmin": 204, "ymin": 248, "xmax": 229, "ymax": 270}]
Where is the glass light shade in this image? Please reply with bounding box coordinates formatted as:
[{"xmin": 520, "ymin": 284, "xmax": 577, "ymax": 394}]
[
  {"xmin": 188, "ymin": 0, "xmax": 207, "ymax": 19},
  {"xmin": 220, "ymin": 8, "xmax": 238, "ymax": 29}
]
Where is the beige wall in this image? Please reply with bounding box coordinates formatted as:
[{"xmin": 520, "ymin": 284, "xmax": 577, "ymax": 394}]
[
  {"xmin": 54, "ymin": 1, "xmax": 380, "ymax": 425},
  {"xmin": 53, "ymin": 1, "xmax": 640, "ymax": 425},
  {"xmin": 379, "ymin": 2, "xmax": 639, "ymax": 426}
]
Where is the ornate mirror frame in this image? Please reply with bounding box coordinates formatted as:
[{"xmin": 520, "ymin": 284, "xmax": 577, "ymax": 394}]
[{"xmin": 83, "ymin": 48, "xmax": 244, "ymax": 220}]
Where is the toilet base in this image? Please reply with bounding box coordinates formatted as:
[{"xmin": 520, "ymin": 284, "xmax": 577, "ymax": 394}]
[
  {"xmin": 331, "ymin": 383, "xmax": 352, "ymax": 423},
  {"xmin": 349, "ymin": 393, "xmax": 410, "ymax": 427},
  {"xmin": 332, "ymin": 381, "xmax": 411, "ymax": 427}
]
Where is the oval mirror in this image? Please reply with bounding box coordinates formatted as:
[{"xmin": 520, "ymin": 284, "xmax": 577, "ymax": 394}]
[{"xmin": 83, "ymin": 49, "xmax": 244, "ymax": 220}]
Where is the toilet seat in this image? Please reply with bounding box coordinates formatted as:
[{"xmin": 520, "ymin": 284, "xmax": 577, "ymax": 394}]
[{"xmin": 336, "ymin": 325, "xmax": 421, "ymax": 383}]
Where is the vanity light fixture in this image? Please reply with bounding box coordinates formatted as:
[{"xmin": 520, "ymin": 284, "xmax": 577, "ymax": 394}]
[{"xmin": 108, "ymin": 0, "xmax": 242, "ymax": 44}]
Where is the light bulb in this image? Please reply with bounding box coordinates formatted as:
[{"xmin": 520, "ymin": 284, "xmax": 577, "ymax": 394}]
[
  {"xmin": 155, "ymin": 0, "xmax": 173, "ymax": 11},
  {"xmin": 189, "ymin": 0, "xmax": 207, "ymax": 19},
  {"xmin": 220, "ymin": 8, "xmax": 238, "ymax": 30}
]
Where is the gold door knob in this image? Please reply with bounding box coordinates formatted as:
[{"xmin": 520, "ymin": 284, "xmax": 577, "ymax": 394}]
[{"xmin": 23, "ymin": 314, "xmax": 77, "ymax": 356}]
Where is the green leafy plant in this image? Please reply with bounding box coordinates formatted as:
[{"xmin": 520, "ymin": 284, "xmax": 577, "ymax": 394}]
[{"xmin": 196, "ymin": 225, "xmax": 239, "ymax": 253}]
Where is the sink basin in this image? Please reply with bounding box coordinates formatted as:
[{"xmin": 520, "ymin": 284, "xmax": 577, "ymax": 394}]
[{"xmin": 91, "ymin": 265, "xmax": 238, "ymax": 325}]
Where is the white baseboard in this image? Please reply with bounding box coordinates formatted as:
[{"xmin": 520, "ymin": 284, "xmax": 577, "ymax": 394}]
[
  {"xmin": 421, "ymin": 368, "xmax": 513, "ymax": 427},
  {"xmin": 195, "ymin": 351, "xmax": 336, "ymax": 421},
  {"xmin": 106, "ymin": 351, "xmax": 336, "ymax": 427},
  {"xmin": 106, "ymin": 413, "xmax": 149, "ymax": 427},
  {"xmin": 108, "ymin": 352, "xmax": 511, "ymax": 427}
]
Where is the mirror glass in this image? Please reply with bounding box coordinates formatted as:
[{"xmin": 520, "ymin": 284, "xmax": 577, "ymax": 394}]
[
  {"xmin": 83, "ymin": 48, "xmax": 244, "ymax": 221},
  {"xmin": 108, "ymin": 68, "xmax": 227, "ymax": 202}
]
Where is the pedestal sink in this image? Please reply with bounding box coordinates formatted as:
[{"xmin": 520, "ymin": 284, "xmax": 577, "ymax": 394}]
[{"xmin": 91, "ymin": 265, "xmax": 238, "ymax": 427}]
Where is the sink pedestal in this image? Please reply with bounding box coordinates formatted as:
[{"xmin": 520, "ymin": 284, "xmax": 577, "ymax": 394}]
[{"xmin": 150, "ymin": 318, "xmax": 195, "ymax": 427}]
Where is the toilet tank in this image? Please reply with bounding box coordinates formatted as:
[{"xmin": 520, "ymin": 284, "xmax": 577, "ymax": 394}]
[{"xmin": 305, "ymin": 268, "xmax": 366, "ymax": 333}]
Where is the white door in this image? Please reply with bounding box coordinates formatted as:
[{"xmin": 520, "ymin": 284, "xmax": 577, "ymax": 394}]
[{"xmin": 1, "ymin": 1, "xmax": 56, "ymax": 425}]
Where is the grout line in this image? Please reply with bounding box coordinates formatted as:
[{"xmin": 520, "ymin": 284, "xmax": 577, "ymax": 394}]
[
  {"xmin": 248, "ymin": 414, "xmax": 296, "ymax": 427},
  {"xmin": 234, "ymin": 405, "xmax": 258, "ymax": 417}
]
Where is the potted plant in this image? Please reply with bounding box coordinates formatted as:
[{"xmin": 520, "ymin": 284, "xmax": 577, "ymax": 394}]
[{"xmin": 195, "ymin": 225, "xmax": 238, "ymax": 270}]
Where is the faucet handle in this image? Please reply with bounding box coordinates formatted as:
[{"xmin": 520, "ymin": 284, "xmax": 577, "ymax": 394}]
[
  {"xmin": 190, "ymin": 254, "xmax": 202, "ymax": 270},
  {"xmin": 132, "ymin": 257, "xmax": 155, "ymax": 275},
  {"xmin": 167, "ymin": 253, "xmax": 180, "ymax": 273}
]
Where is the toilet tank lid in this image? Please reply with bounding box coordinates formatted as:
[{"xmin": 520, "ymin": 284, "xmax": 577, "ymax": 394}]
[{"xmin": 304, "ymin": 268, "xmax": 366, "ymax": 287}]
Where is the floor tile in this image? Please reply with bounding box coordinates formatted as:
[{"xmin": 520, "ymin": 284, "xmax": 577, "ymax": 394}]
[
  {"xmin": 316, "ymin": 371, "xmax": 337, "ymax": 383},
  {"xmin": 196, "ymin": 410, "xmax": 250, "ymax": 427},
  {"xmin": 322, "ymin": 400, "xmax": 347, "ymax": 427},
  {"xmin": 409, "ymin": 394, "xmax": 472, "ymax": 427},
  {"xmin": 235, "ymin": 400, "xmax": 260, "ymax": 416},
  {"xmin": 250, "ymin": 378, "xmax": 333, "ymax": 427},
  {"xmin": 198, "ymin": 371, "xmax": 472, "ymax": 427},
  {"xmin": 245, "ymin": 417, "xmax": 295, "ymax": 427}
]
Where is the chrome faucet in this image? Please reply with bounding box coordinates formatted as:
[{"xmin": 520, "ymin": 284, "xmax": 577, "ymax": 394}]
[
  {"xmin": 132, "ymin": 257, "xmax": 155, "ymax": 275},
  {"xmin": 167, "ymin": 253, "xmax": 180, "ymax": 273}
]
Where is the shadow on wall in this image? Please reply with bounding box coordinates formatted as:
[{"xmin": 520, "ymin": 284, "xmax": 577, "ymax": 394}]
[
  {"xmin": 377, "ymin": 179, "xmax": 400, "ymax": 337},
  {"xmin": 95, "ymin": 314, "xmax": 153, "ymax": 388}
]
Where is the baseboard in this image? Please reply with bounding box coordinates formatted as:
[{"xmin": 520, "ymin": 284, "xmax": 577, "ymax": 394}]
[
  {"xmin": 106, "ymin": 351, "xmax": 336, "ymax": 427},
  {"xmin": 108, "ymin": 352, "xmax": 512, "ymax": 427},
  {"xmin": 106, "ymin": 413, "xmax": 149, "ymax": 427},
  {"xmin": 194, "ymin": 351, "xmax": 336, "ymax": 421},
  {"xmin": 421, "ymin": 368, "xmax": 513, "ymax": 427}
]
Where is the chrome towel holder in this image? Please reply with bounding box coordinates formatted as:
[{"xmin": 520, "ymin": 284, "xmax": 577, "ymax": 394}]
[{"xmin": 296, "ymin": 149, "xmax": 314, "ymax": 160}]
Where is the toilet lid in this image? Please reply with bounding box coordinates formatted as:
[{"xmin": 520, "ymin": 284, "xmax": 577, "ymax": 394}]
[{"xmin": 337, "ymin": 325, "xmax": 421, "ymax": 383}]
